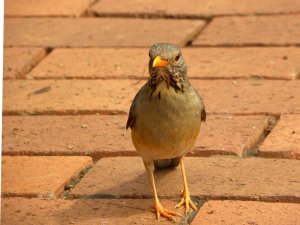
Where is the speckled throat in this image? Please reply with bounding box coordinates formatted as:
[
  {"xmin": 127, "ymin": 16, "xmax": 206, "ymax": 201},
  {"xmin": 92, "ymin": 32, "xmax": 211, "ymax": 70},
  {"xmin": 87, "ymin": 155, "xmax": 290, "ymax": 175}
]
[{"xmin": 148, "ymin": 67, "xmax": 185, "ymax": 95}]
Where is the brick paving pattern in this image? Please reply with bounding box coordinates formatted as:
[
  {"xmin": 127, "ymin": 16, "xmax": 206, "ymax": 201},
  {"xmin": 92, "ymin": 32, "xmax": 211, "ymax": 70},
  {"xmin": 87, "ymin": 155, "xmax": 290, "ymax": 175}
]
[
  {"xmin": 3, "ymin": 48, "xmax": 46, "ymax": 79},
  {"xmin": 4, "ymin": 79, "xmax": 300, "ymax": 115},
  {"xmin": 2, "ymin": 0, "xmax": 300, "ymax": 224},
  {"xmin": 28, "ymin": 47, "xmax": 300, "ymax": 79},
  {"xmin": 193, "ymin": 15, "xmax": 300, "ymax": 46},
  {"xmin": 2, "ymin": 156, "xmax": 92, "ymax": 198},
  {"xmin": 5, "ymin": 18, "xmax": 205, "ymax": 47},
  {"xmin": 71, "ymin": 157, "xmax": 300, "ymax": 201},
  {"xmin": 89, "ymin": 0, "xmax": 300, "ymax": 18}
]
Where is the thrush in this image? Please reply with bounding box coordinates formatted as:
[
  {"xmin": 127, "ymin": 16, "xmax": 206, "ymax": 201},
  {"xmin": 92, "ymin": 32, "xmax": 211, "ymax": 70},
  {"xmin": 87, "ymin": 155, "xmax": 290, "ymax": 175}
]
[{"xmin": 126, "ymin": 43, "xmax": 206, "ymax": 222}]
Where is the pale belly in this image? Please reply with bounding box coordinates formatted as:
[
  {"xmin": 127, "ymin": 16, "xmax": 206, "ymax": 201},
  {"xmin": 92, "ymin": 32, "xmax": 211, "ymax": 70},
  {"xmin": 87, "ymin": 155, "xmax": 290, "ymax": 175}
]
[{"xmin": 131, "ymin": 86, "xmax": 202, "ymax": 161}]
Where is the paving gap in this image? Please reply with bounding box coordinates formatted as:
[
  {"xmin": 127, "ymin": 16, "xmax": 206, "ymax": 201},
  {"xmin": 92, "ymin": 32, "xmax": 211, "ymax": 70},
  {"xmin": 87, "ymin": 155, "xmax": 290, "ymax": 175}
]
[
  {"xmin": 2, "ymin": 109, "xmax": 127, "ymax": 116},
  {"xmin": 242, "ymin": 115, "xmax": 280, "ymax": 157},
  {"xmin": 27, "ymin": 76, "xmax": 292, "ymax": 81},
  {"xmin": 185, "ymin": 18, "xmax": 213, "ymax": 47},
  {"xmin": 5, "ymin": 44, "xmax": 300, "ymax": 48},
  {"xmin": 72, "ymin": 193, "xmax": 300, "ymax": 203},
  {"xmin": 4, "ymin": 192, "xmax": 299, "ymax": 203},
  {"xmin": 87, "ymin": 11, "xmax": 213, "ymax": 20},
  {"xmin": 193, "ymin": 43, "xmax": 300, "ymax": 48},
  {"xmin": 82, "ymin": 11, "xmax": 300, "ymax": 19},
  {"xmin": 188, "ymin": 150, "xmax": 237, "ymax": 157},
  {"xmin": 4, "ymin": 15, "xmax": 82, "ymax": 18},
  {"xmin": 2, "ymin": 193, "xmax": 38, "ymax": 198},
  {"xmin": 18, "ymin": 47, "xmax": 53, "ymax": 79},
  {"xmin": 189, "ymin": 45, "xmax": 300, "ymax": 48},
  {"xmin": 190, "ymin": 76, "xmax": 291, "ymax": 81},
  {"xmin": 61, "ymin": 162, "xmax": 95, "ymax": 200},
  {"xmin": 80, "ymin": 0, "xmax": 100, "ymax": 17},
  {"xmin": 1, "ymin": 150, "xmax": 241, "ymax": 161},
  {"xmin": 10, "ymin": 47, "xmax": 51, "ymax": 79},
  {"xmin": 1, "ymin": 150, "xmax": 138, "ymax": 160},
  {"xmin": 0, "ymin": 150, "xmax": 236, "ymax": 160},
  {"xmin": 2, "ymin": 111, "xmax": 287, "ymax": 117},
  {"xmin": 186, "ymin": 198, "xmax": 207, "ymax": 224},
  {"xmin": 215, "ymin": 12, "xmax": 300, "ymax": 18}
]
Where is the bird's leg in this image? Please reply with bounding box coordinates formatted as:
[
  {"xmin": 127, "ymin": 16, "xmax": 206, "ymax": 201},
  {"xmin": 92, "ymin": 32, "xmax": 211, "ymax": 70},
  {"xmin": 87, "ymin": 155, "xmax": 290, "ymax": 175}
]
[
  {"xmin": 175, "ymin": 159, "xmax": 197, "ymax": 214},
  {"xmin": 147, "ymin": 163, "xmax": 181, "ymax": 222}
]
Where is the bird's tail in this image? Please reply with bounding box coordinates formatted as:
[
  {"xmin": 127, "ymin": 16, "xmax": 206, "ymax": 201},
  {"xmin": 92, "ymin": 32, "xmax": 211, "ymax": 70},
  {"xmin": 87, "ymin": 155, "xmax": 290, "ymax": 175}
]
[{"xmin": 154, "ymin": 157, "xmax": 180, "ymax": 169}]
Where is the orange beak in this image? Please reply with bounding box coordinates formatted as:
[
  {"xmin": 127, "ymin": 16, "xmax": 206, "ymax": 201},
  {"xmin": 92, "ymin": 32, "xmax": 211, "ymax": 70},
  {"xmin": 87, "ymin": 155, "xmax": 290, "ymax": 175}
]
[{"xmin": 152, "ymin": 56, "xmax": 168, "ymax": 68}]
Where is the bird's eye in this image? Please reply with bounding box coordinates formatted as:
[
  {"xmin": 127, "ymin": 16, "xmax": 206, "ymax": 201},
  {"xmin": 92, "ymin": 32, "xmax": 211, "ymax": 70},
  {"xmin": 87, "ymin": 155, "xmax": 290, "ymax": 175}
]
[{"xmin": 175, "ymin": 54, "xmax": 180, "ymax": 62}]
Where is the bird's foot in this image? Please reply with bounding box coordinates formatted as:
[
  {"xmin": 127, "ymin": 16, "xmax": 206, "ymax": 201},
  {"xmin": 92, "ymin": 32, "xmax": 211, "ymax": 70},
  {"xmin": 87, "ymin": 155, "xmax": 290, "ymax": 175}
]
[
  {"xmin": 175, "ymin": 189, "xmax": 197, "ymax": 214},
  {"xmin": 154, "ymin": 201, "xmax": 181, "ymax": 222}
]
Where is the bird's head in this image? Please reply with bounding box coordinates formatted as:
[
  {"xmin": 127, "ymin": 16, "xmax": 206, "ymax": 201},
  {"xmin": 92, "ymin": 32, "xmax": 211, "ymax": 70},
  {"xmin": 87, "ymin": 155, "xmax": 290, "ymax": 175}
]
[{"xmin": 148, "ymin": 43, "xmax": 187, "ymax": 92}]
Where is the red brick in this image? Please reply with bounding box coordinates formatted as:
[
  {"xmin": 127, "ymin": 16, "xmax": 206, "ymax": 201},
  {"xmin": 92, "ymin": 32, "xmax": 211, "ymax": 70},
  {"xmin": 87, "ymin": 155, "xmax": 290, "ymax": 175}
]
[
  {"xmin": 29, "ymin": 48, "xmax": 149, "ymax": 79},
  {"xmin": 90, "ymin": 0, "xmax": 300, "ymax": 18},
  {"xmin": 5, "ymin": 0, "xmax": 94, "ymax": 16},
  {"xmin": 195, "ymin": 80, "xmax": 300, "ymax": 115},
  {"xmin": 3, "ymin": 80, "xmax": 300, "ymax": 115},
  {"xmin": 258, "ymin": 115, "xmax": 300, "ymax": 159},
  {"xmin": 4, "ymin": 47, "xmax": 46, "ymax": 79},
  {"xmin": 2, "ymin": 115, "xmax": 267, "ymax": 157},
  {"xmin": 2, "ymin": 115, "xmax": 136, "ymax": 158},
  {"xmin": 193, "ymin": 15, "xmax": 300, "ymax": 46},
  {"xmin": 1, "ymin": 198, "xmax": 184, "ymax": 225},
  {"xmin": 4, "ymin": 18, "xmax": 205, "ymax": 47},
  {"xmin": 71, "ymin": 157, "xmax": 300, "ymax": 202},
  {"xmin": 28, "ymin": 47, "xmax": 300, "ymax": 80},
  {"xmin": 3, "ymin": 80, "xmax": 137, "ymax": 115},
  {"xmin": 2, "ymin": 156, "xmax": 92, "ymax": 198},
  {"xmin": 192, "ymin": 115, "xmax": 269, "ymax": 156},
  {"xmin": 193, "ymin": 200, "xmax": 300, "ymax": 225}
]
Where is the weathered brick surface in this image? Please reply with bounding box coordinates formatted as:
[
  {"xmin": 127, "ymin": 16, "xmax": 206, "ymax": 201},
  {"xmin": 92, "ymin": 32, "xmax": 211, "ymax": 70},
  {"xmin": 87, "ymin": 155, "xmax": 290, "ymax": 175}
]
[
  {"xmin": 1, "ymin": 198, "xmax": 184, "ymax": 225},
  {"xmin": 29, "ymin": 48, "xmax": 149, "ymax": 79},
  {"xmin": 192, "ymin": 115, "xmax": 269, "ymax": 156},
  {"xmin": 71, "ymin": 157, "xmax": 300, "ymax": 202},
  {"xmin": 258, "ymin": 115, "xmax": 300, "ymax": 159},
  {"xmin": 3, "ymin": 1, "xmax": 300, "ymax": 224},
  {"xmin": 2, "ymin": 115, "xmax": 267, "ymax": 157},
  {"xmin": 90, "ymin": 0, "xmax": 300, "ymax": 18},
  {"xmin": 3, "ymin": 80, "xmax": 300, "ymax": 115},
  {"xmin": 193, "ymin": 15, "xmax": 300, "ymax": 46},
  {"xmin": 2, "ymin": 156, "xmax": 92, "ymax": 198},
  {"xmin": 2, "ymin": 115, "xmax": 135, "ymax": 158},
  {"xmin": 193, "ymin": 200, "xmax": 300, "ymax": 225},
  {"xmin": 29, "ymin": 47, "xmax": 300, "ymax": 80},
  {"xmin": 4, "ymin": 47, "xmax": 46, "ymax": 79},
  {"xmin": 4, "ymin": 18, "xmax": 205, "ymax": 47},
  {"xmin": 5, "ymin": 0, "xmax": 94, "ymax": 16},
  {"xmin": 3, "ymin": 80, "xmax": 137, "ymax": 115}
]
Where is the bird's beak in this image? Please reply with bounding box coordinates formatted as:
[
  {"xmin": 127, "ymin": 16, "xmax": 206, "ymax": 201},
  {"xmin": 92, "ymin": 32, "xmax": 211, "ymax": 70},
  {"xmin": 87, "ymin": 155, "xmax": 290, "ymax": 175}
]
[{"xmin": 152, "ymin": 56, "xmax": 168, "ymax": 68}]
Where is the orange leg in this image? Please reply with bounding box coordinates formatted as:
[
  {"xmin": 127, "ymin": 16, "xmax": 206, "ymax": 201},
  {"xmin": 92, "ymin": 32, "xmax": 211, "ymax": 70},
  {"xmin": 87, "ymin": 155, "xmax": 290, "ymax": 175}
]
[
  {"xmin": 149, "ymin": 169, "xmax": 181, "ymax": 222},
  {"xmin": 175, "ymin": 159, "xmax": 197, "ymax": 214}
]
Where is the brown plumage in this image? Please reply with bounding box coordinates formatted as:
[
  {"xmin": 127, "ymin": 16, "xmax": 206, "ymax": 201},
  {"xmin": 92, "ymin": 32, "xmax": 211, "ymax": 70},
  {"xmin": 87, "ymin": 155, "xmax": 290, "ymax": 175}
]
[{"xmin": 126, "ymin": 43, "xmax": 206, "ymax": 221}]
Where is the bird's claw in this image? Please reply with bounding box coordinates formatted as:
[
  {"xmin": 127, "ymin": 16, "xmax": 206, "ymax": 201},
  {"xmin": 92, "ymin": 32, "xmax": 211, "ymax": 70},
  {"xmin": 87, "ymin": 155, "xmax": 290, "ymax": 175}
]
[
  {"xmin": 154, "ymin": 201, "xmax": 181, "ymax": 222},
  {"xmin": 175, "ymin": 190, "xmax": 197, "ymax": 214}
]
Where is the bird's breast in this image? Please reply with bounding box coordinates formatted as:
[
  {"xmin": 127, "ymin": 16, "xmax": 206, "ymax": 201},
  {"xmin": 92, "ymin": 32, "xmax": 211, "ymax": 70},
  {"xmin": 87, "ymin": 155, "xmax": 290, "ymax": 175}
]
[{"xmin": 131, "ymin": 82, "xmax": 202, "ymax": 160}]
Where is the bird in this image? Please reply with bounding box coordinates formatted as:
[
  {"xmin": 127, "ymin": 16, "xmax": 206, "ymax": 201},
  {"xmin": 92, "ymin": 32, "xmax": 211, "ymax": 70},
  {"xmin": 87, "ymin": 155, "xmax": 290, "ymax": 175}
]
[{"xmin": 126, "ymin": 43, "xmax": 206, "ymax": 222}]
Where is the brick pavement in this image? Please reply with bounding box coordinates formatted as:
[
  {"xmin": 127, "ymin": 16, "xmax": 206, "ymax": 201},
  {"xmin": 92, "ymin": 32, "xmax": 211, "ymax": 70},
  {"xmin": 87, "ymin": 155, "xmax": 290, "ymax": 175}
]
[{"xmin": 2, "ymin": 1, "xmax": 300, "ymax": 224}]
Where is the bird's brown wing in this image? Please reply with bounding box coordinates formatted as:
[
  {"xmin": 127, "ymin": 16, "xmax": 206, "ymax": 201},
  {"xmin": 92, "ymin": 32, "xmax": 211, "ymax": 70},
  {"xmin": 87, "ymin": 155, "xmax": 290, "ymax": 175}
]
[
  {"xmin": 126, "ymin": 84, "xmax": 146, "ymax": 130},
  {"xmin": 193, "ymin": 87, "xmax": 206, "ymax": 122},
  {"xmin": 201, "ymin": 107, "xmax": 206, "ymax": 122},
  {"xmin": 126, "ymin": 101, "xmax": 136, "ymax": 130}
]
